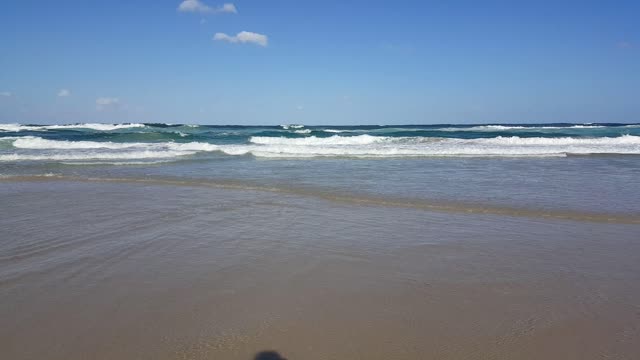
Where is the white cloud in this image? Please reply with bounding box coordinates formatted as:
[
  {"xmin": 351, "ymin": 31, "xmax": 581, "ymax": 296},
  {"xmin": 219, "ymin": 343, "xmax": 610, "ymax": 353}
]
[
  {"xmin": 96, "ymin": 97, "xmax": 120, "ymax": 110},
  {"xmin": 214, "ymin": 31, "xmax": 268, "ymax": 47},
  {"xmin": 0, "ymin": 91, "xmax": 11, "ymax": 97},
  {"xmin": 178, "ymin": 1, "xmax": 237, "ymax": 14},
  {"xmin": 219, "ymin": 3, "xmax": 237, "ymax": 13},
  {"xmin": 58, "ymin": 89, "xmax": 71, "ymax": 97},
  {"xmin": 178, "ymin": 0, "xmax": 210, "ymax": 12}
]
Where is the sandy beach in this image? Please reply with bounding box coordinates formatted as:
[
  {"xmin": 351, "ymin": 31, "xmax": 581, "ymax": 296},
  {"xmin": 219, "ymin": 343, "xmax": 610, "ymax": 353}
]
[{"xmin": 2, "ymin": 179, "xmax": 639, "ymax": 359}]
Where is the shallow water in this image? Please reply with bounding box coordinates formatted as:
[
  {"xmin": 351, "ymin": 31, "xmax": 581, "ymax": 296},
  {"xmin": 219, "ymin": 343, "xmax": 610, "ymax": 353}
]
[{"xmin": 1, "ymin": 181, "xmax": 639, "ymax": 359}]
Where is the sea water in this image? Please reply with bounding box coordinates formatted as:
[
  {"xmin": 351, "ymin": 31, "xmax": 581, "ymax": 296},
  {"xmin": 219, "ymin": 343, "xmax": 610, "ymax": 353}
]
[{"xmin": 1, "ymin": 122, "xmax": 640, "ymax": 215}]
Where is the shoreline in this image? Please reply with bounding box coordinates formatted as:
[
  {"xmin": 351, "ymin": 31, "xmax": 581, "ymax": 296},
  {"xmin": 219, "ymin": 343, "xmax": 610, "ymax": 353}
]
[{"xmin": 3, "ymin": 174, "xmax": 640, "ymax": 224}]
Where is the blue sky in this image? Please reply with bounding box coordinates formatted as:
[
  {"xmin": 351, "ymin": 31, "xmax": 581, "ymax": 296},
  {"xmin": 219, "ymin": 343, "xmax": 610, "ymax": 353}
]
[{"xmin": 0, "ymin": 0, "xmax": 638, "ymax": 125}]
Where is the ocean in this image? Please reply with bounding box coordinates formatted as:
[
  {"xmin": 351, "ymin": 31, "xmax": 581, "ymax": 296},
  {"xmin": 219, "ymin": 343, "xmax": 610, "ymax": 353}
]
[
  {"xmin": 2, "ymin": 122, "xmax": 640, "ymax": 218},
  {"xmin": 2, "ymin": 122, "xmax": 640, "ymax": 161},
  {"xmin": 2, "ymin": 123, "xmax": 640, "ymax": 359}
]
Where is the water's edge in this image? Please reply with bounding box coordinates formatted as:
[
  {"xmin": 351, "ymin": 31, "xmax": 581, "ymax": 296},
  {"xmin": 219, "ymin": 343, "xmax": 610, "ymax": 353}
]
[{"xmin": 4, "ymin": 174, "xmax": 639, "ymax": 224}]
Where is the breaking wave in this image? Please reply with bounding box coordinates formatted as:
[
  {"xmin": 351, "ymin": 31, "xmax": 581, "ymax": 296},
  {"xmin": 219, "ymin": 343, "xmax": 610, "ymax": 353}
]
[
  {"xmin": 0, "ymin": 123, "xmax": 145, "ymax": 132},
  {"xmin": 250, "ymin": 135, "xmax": 386, "ymax": 145},
  {"xmin": 293, "ymin": 129, "xmax": 312, "ymax": 134},
  {"xmin": 432, "ymin": 124, "xmax": 637, "ymax": 132},
  {"xmin": 280, "ymin": 124, "xmax": 305, "ymax": 130},
  {"xmin": 221, "ymin": 135, "xmax": 640, "ymax": 158},
  {"xmin": 2, "ymin": 137, "xmax": 220, "ymax": 162},
  {"xmin": 2, "ymin": 133, "xmax": 640, "ymax": 162}
]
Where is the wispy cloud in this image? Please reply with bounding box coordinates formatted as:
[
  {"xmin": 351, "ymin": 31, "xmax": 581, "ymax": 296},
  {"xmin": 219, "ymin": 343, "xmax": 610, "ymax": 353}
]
[
  {"xmin": 96, "ymin": 97, "xmax": 119, "ymax": 110},
  {"xmin": 0, "ymin": 91, "xmax": 12, "ymax": 97},
  {"xmin": 218, "ymin": 3, "xmax": 237, "ymax": 13},
  {"xmin": 178, "ymin": 1, "xmax": 237, "ymax": 14},
  {"xmin": 57, "ymin": 89, "xmax": 71, "ymax": 97},
  {"xmin": 213, "ymin": 31, "xmax": 268, "ymax": 47}
]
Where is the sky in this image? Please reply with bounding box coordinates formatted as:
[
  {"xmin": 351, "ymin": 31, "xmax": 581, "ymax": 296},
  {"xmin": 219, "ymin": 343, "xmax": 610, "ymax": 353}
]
[{"xmin": 0, "ymin": 0, "xmax": 638, "ymax": 125}]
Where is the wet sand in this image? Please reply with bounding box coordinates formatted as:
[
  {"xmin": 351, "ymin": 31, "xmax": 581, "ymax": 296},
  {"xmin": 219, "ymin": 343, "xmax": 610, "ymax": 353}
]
[{"xmin": 2, "ymin": 180, "xmax": 640, "ymax": 359}]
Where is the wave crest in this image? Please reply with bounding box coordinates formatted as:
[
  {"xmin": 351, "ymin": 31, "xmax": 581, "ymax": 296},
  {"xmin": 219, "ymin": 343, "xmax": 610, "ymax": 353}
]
[
  {"xmin": 0, "ymin": 123, "xmax": 145, "ymax": 132},
  {"xmin": 250, "ymin": 135, "xmax": 387, "ymax": 145},
  {"xmin": 3, "ymin": 134, "xmax": 640, "ymax": 161}
]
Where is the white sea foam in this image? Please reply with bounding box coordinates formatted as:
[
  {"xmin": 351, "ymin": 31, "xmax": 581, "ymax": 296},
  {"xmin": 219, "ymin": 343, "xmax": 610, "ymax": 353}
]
[
  {"xmin": 0, "ymin": 136, "xmax": 24, "ymax": 141},
  {"xmin": 166, "ymin": 142, "xmax": 220, "ymax": 151},
  {"xmin": 13, "ymin": 137, "xmax": 146, "ymax": 149},
  {"xmin": 0, "ymin": 150, "xmax": 196, "ymax": 161},
  {"xmin": 480, "ymin": 135, "xmax": 640, "ymax": 145},
  {"xmin": 566, "ymin": 125, "xmax": 607, "ymax": 129},
  {"xmin": 280, "ymin": 124, "xmax": 305, "ymax": 130},
  {"xmin": 0, "ymin": 123, "xmax": 145, "ymax": 132},
  {"xmin": 2, "ymin": 137, "xmax": 221, "ymax": 162},
  {"xmin": 10, "ymin": 137, "xmax": 220, "ymax": 152},
  {"xmin": 0, "ymin": 124, "xmax": 41, "ymax": 132},
  {"xmin": 45, "ymin": 123, "xmax": 145, "ymax": 131},
  {"xmin": 2, "ymin": 134, "xmax": 640, "ymax": 162},
  {"xmin": 436, "ymin": 124, "xmax": 608, "ymax": 131},
  {"xmin": 228, "ymin": 135, "xmax": 640, "ymax": 158},
  {"xmin": 250, "ymin": 135, "xmax": 387, "ymax": 145}
]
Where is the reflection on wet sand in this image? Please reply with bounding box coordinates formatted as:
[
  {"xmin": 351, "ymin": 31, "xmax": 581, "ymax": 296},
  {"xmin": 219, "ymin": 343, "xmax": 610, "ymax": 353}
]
[
  {"xmin": 1, "ymin": 181, "xmax": 639, "ymax": 359},
  {"xmin": 3, "ymin": 174, "xmax": 640, "ymax": 224}
]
